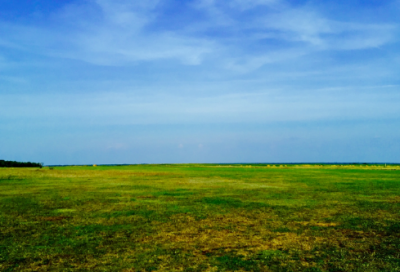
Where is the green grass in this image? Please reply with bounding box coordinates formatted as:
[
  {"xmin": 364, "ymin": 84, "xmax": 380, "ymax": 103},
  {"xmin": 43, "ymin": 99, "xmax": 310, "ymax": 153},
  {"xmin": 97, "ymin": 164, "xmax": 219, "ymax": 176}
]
[{"xmin": 0, "ymin": 164, "xmax": 400, "ymax": 271}]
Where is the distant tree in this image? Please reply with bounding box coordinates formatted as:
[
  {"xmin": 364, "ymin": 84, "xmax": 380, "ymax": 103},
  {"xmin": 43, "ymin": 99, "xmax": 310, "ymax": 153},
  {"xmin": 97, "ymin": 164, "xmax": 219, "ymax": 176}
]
[{"xmin": 0, "ymin": 160, "xmax": 43, "ymax": 168}]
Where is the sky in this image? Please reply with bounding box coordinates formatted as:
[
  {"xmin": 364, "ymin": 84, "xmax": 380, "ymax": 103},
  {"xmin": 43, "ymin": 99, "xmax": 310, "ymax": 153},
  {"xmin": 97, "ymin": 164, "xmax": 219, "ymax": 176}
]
[{"xmin": 1, "ymin": 0, "xmax": 400, "ymax": 165}]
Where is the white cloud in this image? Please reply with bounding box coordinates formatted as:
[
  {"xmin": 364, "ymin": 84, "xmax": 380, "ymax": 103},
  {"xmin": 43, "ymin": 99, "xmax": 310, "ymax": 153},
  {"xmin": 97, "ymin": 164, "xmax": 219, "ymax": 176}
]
[
  {"xmin": 193, "ymin": 0, "xmax": 235, "ymax": 26},
  {"xmin": 0, "ymin": 0, "xmax": 397, "ymax": 71},
  {"xmin": 0, "ymin": 0, "xmax": 215, "ymax": 66},
  {"xmin": 327, "ymin": 22, "xmax": 396, "ymax": 50},
  {"xmin": 259, "ymin": 7, "xmax": 396, "ymax": 49},
  {"xmin": 65, "ymin": 1, "xmax": 217, "ymax": 65},
  {"xmin": 55, "ymin": 29, "xmax": 214, "ymax": 65},
  {"xmin": 223, "ymin": 48, "xmax": 308, "ymax": 73},
  {"xmin": 186, "ymin": 1, "xmax": 397, "ymax": 72},
  {"xmin": 261, "ymin": 8, "xmax": 334, "ymax": 46},
  {"xmin": 46, "ymin": 0, "xmax": 215, "ymax": 65},
  {"xmin": 93, "ymin": 0, "xmax": 160, "ymax": 28}
]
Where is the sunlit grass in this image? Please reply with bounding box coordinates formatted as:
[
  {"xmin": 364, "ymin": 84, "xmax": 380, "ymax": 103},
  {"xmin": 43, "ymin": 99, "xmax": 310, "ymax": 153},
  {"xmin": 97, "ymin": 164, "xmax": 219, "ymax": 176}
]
[{"xmin": 1, "ymin": 164, "xmax": 399, "ymax": 271}]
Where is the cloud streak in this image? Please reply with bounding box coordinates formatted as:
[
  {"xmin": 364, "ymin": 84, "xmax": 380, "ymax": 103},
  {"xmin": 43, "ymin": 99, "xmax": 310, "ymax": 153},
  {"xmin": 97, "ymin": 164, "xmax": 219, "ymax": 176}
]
[{"xmin": 1, "ymin": 85, "xmax": 399, "ymax": 127}]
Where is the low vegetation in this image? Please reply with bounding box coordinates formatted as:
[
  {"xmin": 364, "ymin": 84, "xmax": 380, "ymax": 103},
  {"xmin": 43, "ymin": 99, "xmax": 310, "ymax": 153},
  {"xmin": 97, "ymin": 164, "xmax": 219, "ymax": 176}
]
[{"xmin": 0, "ymin": 164, "xmax": 399, "ymax": 271}]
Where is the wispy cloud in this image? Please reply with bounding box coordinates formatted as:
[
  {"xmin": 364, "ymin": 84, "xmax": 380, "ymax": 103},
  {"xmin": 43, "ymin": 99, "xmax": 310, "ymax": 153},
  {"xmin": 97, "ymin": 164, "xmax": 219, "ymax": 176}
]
[
  {"xmin": 1, "ymin": 0, "xmax": 396, "ymax": 71},
  {"xmin": 49, "ymin": 0, "xmax": 217, "ymax": 65},
  {"xmin": 260, "ymin": 8, "xmax": 396, "ymax": 49},
  {"xmin": 0, "ymin": 0, "xmax": 216, "ymax": 66},
  {"xmin": 185, "ymin": 0, "xmax": 398, "ymax": 72}
]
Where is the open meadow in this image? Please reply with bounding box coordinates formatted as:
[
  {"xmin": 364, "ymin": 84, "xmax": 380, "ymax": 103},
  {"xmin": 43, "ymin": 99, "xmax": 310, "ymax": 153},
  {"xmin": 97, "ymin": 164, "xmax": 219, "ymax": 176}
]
[{"xmin": 1, "ymin": 164, "xmax": 400, "ymax": 271}]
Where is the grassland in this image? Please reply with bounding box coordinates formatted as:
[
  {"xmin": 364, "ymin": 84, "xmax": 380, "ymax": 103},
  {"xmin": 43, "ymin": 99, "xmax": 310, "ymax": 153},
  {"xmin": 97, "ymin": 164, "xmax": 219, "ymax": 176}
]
[{"xmin": 1, "ymin": 164, "xmax": 400, "ymax": 271}]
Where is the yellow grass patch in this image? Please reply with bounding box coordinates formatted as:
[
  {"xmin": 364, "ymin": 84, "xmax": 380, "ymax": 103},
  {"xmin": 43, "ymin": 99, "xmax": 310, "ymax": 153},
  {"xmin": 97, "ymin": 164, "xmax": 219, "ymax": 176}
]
[{"xmin": 142, "ymin": 212, "xmax": 325, "ymax": 259}]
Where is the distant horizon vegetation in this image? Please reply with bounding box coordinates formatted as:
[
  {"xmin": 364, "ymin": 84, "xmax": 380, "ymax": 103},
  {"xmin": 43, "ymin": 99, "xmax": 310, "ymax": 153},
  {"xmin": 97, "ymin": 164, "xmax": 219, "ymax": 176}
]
[
  {"xmin": 0, "ymin": 160, "xmax": 43, "ymax": 168},
  {"xmin": 1, "ymin": 159, "xmax": 399, "ymax": 168}
]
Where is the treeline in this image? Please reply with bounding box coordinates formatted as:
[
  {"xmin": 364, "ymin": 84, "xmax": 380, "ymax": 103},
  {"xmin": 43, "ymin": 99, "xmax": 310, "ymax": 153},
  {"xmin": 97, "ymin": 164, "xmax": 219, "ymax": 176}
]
[{"xmin": 0, "ymin": 160, "xmax": 43, "ymax": 168}]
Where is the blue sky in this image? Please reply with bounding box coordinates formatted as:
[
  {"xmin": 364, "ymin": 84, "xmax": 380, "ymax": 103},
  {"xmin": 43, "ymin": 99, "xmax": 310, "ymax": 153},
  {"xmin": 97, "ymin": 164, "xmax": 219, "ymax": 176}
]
[{"xmin": 1, "ymin": 0, "xmax": 400, "ymax": 165}]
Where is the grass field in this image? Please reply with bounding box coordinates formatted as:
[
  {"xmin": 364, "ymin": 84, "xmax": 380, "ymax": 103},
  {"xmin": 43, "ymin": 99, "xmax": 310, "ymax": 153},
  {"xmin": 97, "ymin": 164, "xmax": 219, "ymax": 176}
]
[{"xmin": 1, "ymin": 164, "xmax": 400, "ymax": 271}]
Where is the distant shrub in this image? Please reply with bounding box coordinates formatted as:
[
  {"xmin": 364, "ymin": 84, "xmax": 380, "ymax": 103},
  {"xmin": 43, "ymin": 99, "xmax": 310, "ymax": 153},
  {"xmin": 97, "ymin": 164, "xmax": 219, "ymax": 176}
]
[{"xmin": 0, "ymin": 160, "xmax": 43, "ymax": 168}]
